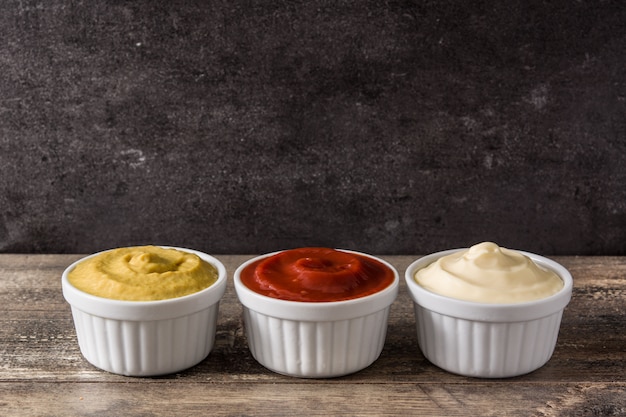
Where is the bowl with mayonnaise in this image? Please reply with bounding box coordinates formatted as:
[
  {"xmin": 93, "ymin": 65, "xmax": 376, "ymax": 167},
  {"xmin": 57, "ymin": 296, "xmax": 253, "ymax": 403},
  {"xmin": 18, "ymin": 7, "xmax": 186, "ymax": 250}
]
[
  {"xmin": 405, "ymin": 242, "xmax": 572, "ymax": 378},
  {"xmin": 234, "ymin": 247, "xmax": 399, "ymax": 378},
  {"xmin": 62, "ymin": 245, "xmax": 227, "ymax": 376}
]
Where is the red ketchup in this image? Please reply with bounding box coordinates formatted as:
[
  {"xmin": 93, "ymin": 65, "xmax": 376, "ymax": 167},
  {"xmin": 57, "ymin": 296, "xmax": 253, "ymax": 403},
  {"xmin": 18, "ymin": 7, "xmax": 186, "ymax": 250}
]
[{"xmin": 240, "ymin": 247, "xmax": 395, "ymax": 302}]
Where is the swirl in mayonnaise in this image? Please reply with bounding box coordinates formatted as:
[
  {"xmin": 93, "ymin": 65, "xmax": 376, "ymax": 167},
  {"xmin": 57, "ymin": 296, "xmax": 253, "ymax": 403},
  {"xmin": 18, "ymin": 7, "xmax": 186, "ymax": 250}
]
[{"xmin": 414, "ymin": 242, "xmax": 564, "ymax": 303}]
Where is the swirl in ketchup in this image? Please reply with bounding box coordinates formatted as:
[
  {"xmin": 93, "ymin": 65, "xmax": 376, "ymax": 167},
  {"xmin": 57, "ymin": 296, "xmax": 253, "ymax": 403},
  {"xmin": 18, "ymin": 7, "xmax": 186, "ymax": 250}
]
[{"xmin": 240, "ymin": 248, "xmax": 395, "ymax": 302}]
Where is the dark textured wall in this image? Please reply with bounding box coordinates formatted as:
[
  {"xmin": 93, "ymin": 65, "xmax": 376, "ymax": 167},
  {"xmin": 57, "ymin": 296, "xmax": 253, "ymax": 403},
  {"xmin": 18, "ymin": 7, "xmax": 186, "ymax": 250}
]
[{"xmin": 1, "ymin": 0, "xmax": 625, "ymax": 255}]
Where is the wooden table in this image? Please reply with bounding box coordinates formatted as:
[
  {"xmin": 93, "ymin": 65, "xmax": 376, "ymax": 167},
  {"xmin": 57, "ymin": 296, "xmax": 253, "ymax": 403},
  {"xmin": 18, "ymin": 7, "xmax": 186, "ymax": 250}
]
[{"xmin": 1, "ymin": 254, "xmax": 624, "ymax": 416}]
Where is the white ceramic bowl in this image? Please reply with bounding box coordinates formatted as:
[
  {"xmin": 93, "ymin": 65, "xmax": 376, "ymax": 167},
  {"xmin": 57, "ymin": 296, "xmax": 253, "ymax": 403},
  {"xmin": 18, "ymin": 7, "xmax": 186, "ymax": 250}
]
[
  {"xmin": 405, "ymin": 249, "xmax": 573, "ymax": 378},
  {"xmin": 62, "ymin": 246, "xmax": 227, "ymax": 376},
  {"xmin": 234, "ymin": 249, "xmax": 399, "ymax": 378}
]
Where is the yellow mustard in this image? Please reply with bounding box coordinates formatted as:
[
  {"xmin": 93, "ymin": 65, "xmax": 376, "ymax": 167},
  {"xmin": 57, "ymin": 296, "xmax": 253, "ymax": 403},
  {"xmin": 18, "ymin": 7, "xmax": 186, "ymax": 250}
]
[
  {"xmin": 68, "ymin": 246, "xmax": 218, "ymax": 301},
  {"xmin": 415, "ymin": 242, "xmax": 563, "ymax": 303}
]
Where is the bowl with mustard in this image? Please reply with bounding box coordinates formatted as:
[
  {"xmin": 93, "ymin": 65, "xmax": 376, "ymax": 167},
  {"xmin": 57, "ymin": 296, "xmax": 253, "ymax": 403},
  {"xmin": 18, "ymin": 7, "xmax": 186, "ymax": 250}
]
[
  {"xmin": 62, "ymin": 245, "xmax": 227, "ymax": 376},
  {"xmin": 234, "ymin": 247, "xmax": 399, "ymax": 378},
  {"xmin": 405, "ymin": 242, "xmax": 573, "ymax": 378}
]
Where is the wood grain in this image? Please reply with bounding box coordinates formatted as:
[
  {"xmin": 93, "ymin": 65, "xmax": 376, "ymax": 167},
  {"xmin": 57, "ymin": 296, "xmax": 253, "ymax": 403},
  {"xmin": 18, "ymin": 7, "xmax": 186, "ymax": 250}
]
[{"xmin": 1, "ymin": 255, "xmax": 625, "ymax": 416}]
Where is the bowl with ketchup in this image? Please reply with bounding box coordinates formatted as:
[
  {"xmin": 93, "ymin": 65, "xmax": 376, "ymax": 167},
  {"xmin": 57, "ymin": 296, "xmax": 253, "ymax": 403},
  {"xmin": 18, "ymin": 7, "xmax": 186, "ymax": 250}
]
[{"xmin": 234, "ymin": 247, "xmax": 399, "ymax": 378}]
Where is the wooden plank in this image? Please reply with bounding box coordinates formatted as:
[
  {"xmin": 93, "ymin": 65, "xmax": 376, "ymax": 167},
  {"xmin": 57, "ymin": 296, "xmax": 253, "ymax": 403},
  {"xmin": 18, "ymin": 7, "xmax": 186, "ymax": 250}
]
[
  {"xmin": 1, "ymin": 381, "xmax": 625, "ymax": 417},
  {"xmin": 0, "ymin": 254, "xmax": 625, "ymax": 416}
]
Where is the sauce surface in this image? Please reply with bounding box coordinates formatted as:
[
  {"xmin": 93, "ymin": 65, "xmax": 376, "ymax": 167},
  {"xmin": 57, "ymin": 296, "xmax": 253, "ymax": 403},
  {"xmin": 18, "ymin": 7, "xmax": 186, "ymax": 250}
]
[
  {"xmin": 240, "ymin": 247, "xmax": 395, "ymax": 302},
  {"xmin": 68, "ymin": 246, "xmax": 218, "ymax": 301},
  {"xmin": 414, "ymin": 242, "xmax": 564, "ymax": 303}
]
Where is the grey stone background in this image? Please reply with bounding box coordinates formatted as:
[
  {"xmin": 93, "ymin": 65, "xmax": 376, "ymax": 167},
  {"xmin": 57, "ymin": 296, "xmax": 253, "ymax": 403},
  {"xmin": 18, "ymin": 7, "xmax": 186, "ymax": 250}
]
[{"xmin": 1, "ymin": 0, "xmax": 625, "ymax": 255}]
